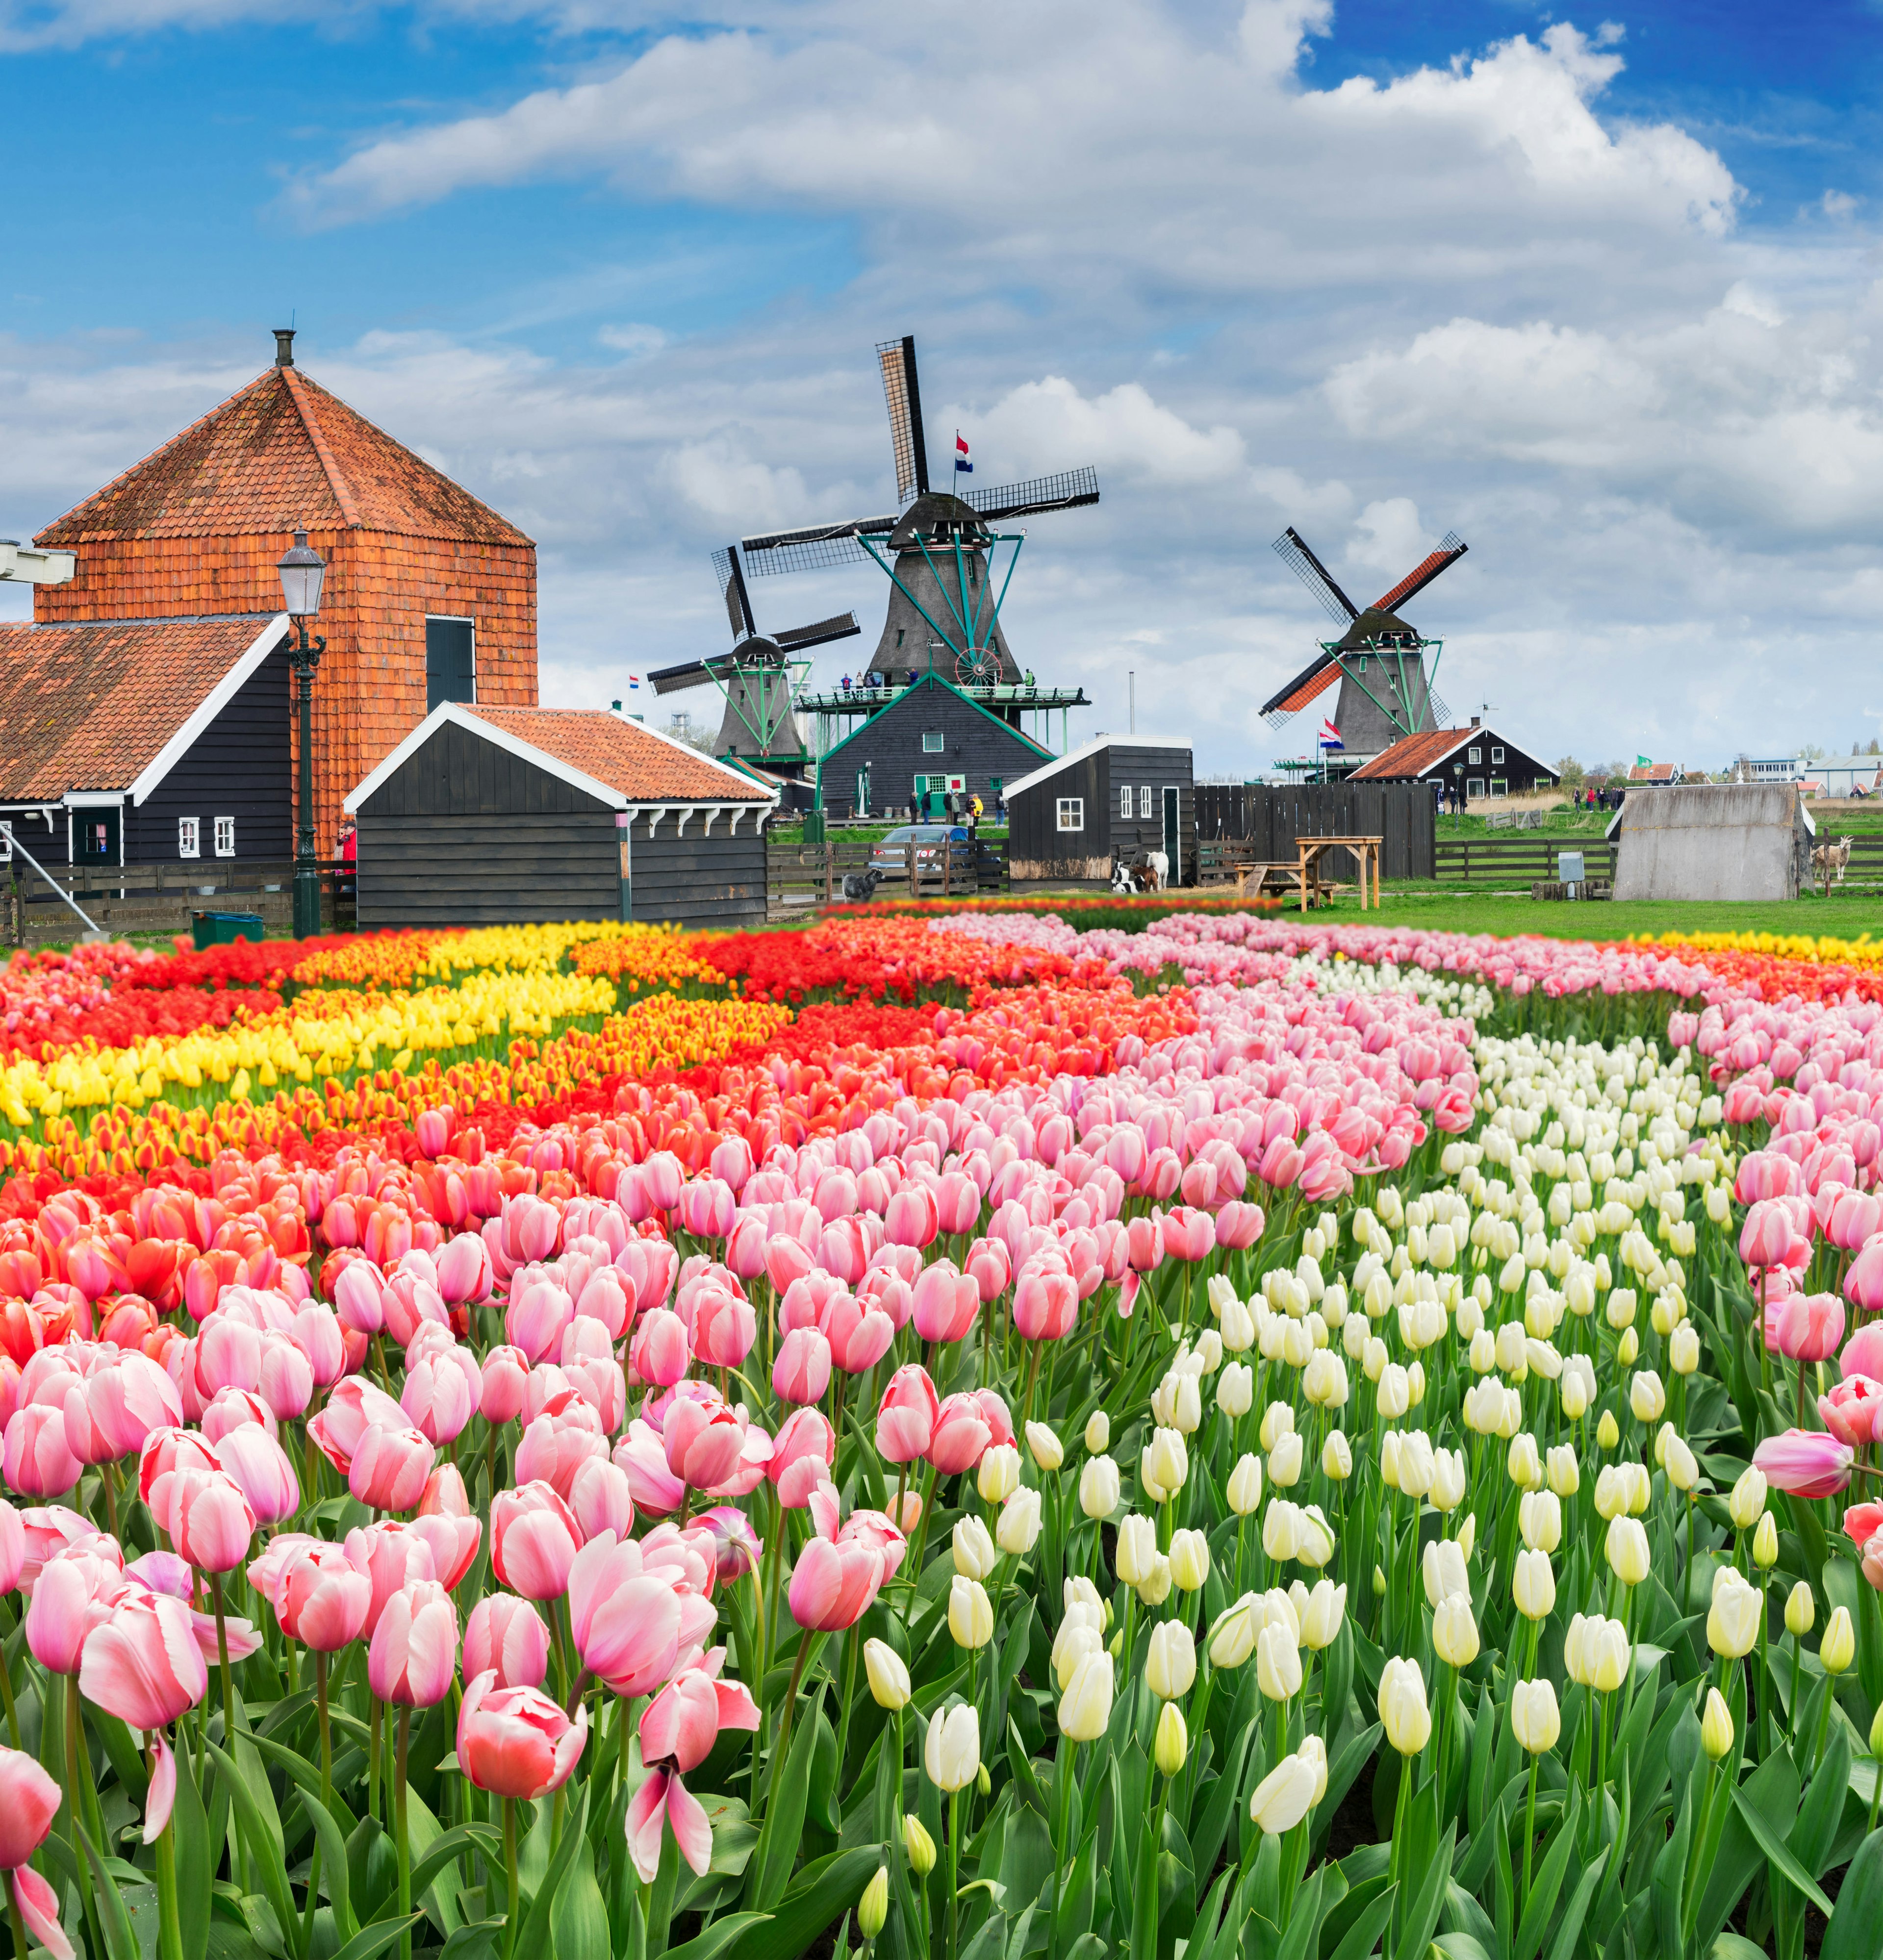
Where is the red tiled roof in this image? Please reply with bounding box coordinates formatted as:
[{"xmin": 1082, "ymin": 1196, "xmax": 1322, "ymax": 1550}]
[
  {"xmin": 0, "ymin": 616, "xmax": 279, "ymax": 799},
  {"xmin": 1349, "ymin": 727, "xmax": 1475, "ymax": 780},
  {"xmin": 35, "ymin": 365, "xmax": 531, "ymax": 549},
  {"xmin": 1628, "ymin": 763, "xmax": 1681, "ymax": 782},
  {"xmin": 464, "ymin": 708, "xmax": 771, "ymax": 802}
]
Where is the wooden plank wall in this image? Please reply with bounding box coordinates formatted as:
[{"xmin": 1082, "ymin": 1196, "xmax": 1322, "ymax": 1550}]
[
  {"xmin": 1195, "ymin": 783, "xmax": 1436, "ymax": 880},
  {"xmin": 630, "ymin": 818, "xmax": 767, "ymax": 927},
  {"xmin": 356, "ymin": 810, "xmax": 617, "ymax": 926}
]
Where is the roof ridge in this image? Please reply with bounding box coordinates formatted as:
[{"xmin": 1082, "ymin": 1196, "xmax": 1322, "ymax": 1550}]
[
  {"xmin": 280, "ymin": 367, "xmax": 365, "ymax": 530},
  {"xmin": 33, "ymin": 366, "xmax": 279, "ymax": 545}
]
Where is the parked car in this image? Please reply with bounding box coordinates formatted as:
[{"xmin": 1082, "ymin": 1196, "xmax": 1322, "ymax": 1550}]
[{"xmin": 870, "ymin": 825, "xmax": 972, "ymax": 878}]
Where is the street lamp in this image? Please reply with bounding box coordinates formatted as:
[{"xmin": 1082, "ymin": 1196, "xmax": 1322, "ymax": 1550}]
[
  {"xmin": 278, "ymin": 528, "xmax": 327, "ymax": 939},
  {"xmin": 1451, "ymin": 760, "xmax": 1465, "ymax": 832}
]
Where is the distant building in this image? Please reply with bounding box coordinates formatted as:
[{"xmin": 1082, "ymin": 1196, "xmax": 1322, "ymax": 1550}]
[
  {"xmin": 1349, "ymin": 719, "xmax": 1557, "ymax": 799},
  {"xmin": 1742, "ymin": 757, "xmax": 1799, "ymax": 783},
  {"xmin": 1805, "ymin": 755, "xmax": 1883, "ymax": 797},
  {"xmin": 1628, "ymin": 762, "xmax": 1684, "ymax": 786}
]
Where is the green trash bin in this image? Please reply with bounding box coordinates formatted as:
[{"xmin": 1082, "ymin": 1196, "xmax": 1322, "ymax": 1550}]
[{"xmin": 191, "ymin": 910, "xmax": 265, "ymax": 949}]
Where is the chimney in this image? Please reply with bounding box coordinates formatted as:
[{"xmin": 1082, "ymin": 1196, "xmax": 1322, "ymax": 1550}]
[
  {"xmin": 1471, "ymin": 715, "xmax": 1480, "ymax": 728},
  {"xmin": 274, "ymin": 328, "xmax": 296, "ymax": 368}
]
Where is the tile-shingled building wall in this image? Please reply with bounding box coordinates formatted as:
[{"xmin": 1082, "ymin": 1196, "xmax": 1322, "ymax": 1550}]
[{"xmin": 32, "ymin": 338, "xmax": 535, "ymax": 857}]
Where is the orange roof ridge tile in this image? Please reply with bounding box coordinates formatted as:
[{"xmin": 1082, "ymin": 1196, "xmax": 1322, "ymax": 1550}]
[{"xmin": 280, "ymin": 366, "xmax": 365, "ymax": 531}]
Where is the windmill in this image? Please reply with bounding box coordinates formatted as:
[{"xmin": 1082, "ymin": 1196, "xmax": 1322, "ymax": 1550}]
[
  {"xmin": 644, "ymin": 544, "xmax": 861, "ymax": 770},
  {"xmin": 1262, "ymin": 526, "xmax": 1468, "ymax": 756},
  {"xmin": 736, "ymin": 336, "xmax": 1099, "ymax": 693}
]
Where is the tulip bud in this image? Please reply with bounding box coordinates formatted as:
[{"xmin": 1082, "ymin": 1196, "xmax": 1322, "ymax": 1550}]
[
  {"xmin": 865, "ymin": 1638, "xmax": 911, "ymax": 1710},
  {"xmin": 1025, "ymin": 1423, "xmax": 1063, "ymax": 1473},
  {"xmin": 923, "ymin": 1703, "xmax": 980, "ymax": 1791},
  {"xmin": 1784, "ymin": 1581, "xmax": 1814, "ymax": 1638},
  {"xmin": 1378, "ymin": 1655, "xmax": 1431, "ymax": 1756},
  {"xmin": 1510, "ymin": 1678, "xmax": 1560, "ymax": 1755},
  {"xmin": 1079, "ymin": 1454, "xmax": 1120, "ymax": 1521},
  {"xmin": 1519, "ymin": 1489, "xmax": 1562, "ymax": 1554},
  {"xmin": 1169, "ymin": 1528, "xmax": 1209, "ymax": 1593},
  {"xmin": 1208, "ymin": 1595, "xmax": 1258, "ymax": 1668},
  {"xmin": 1513, "ymin": 1548, "xmax": 1556, "ymax": 1623},
  {"xmin": 1059, "ymin": 1651, "xmax": 1114, "ymax": 1741},
  {"xmin": 1701, "ymin": 1688, "xmax": 1734, "ymax": 1763},
  {"xmin": 1300, "ymin": 1578, "xmax": 1347, "ymax": 1650},
  {"xmin": 1227, "ymin": 1453, "xmax": 1263, "ymax": 1516},
  {"xmin": 1730, "ymin": 1466, "xmax": 1767, "ymax": 1530},
  {"xmin": 1268, "ymin": 1432, "xmax": 1304, "ymax": 1490},
  {"xmin": 1753, "ymin": 1512, "xmax": 1779, "ymax": 1569},
  {"xmin": 1114, "ymin": 1514, "xmax": 1156, "ymax": 1587},
  {"xmin": 1145, "ymin": 1621, "xmax": 1196, "ymax": 1701},
  {"xmin": 1629, "ymin": 1371, "xmax": 1666, "ymax": 1425},
  {"xmin": 953, "ymin": 1517, "xmax": 997, "ymax": 1581},
  {"xmin": 1137, "ymin": 1553, "xmax": 1172, "ymax": 1606},
  {"xmin": 1670, "ymin": 1324, "xmax": 1700, "ymax": 1376},
  {"xmin": 1507, "ymin": 1433, "xmax": 1542, "ymax": 1490},
  {"xmin": 1596, "ymin": 1410, "xmax": 1620, "ymax": 1451},
  {"xmin": 1662, "ymin": 1432, "xmax": 1698, "ymax": 1494},
  {"xmin": 1144, "ymin": 1427, "xmax": 1188, "ymax": 1498},
  {"xmin": 1546, "ymin": 1445, "xmax": 1579, "ymax": 1497},
  {"xmin": 1217, "ymin": 1362, "xmax": 1254, "ymax": 1419},
  {"xmin": 996, "ymin": 1488, "xmax": 1042, "ymax": 1557},
  {"xmin": 1084, "ymin": 1411, "xmax": 1110, "ymax": 1454},
  {"xmin": 903, "ymin": 1815, "xmax": 937, "ymax": 1875},
  {"xmin": 1247, "ymin": 1746, "xmax": 1319, "ymax": 1835},
  {"xmin": 1606, "ymin": 1516, "xmax": 1650, "ymax": 1587},
  {"xmin": 1153, "ymin": 1701, "xmax": 1187, "ymax": 1778},
  {"xmin": 977, "ymin": 1763, "xmax": 991, "ymax": 1796},
  {"xmin": 858, "ymin": 1866, "xmax": 889, "ymax": 1940},
  {"xmin": 1432, "ymin": 1594, "xmax": 1479, "ymax": 1669},
  {"xmin": 978, "ymin": 1443, "xmax": 1020, "ymax": 1504},
  {"xmin": 1322, "ymin": 1429, "xmax": 1352, "ymax": 1481},
  {"xmin": 1869, "ymin": 1703, "xmax": 1883, "ymax": 1758},
  {"xmin": 1823, "ymin": 1605, "xmax": 1856, "ymax": 1676},
  {"xmin": 1617, "ymin": 1327, "xmax": 1639, "ymax": 1366},
  {"xmin": 1707, "ymin": 1574, "xmax": 1760, "ymax": 1659},
  {"xmin": 948, "ymin": 1577, "xmax": 994, "ymax": 1651},
  {"xmin": 1256, "ymin": 1623, "xmax": 1303, "ymax": 1704}
]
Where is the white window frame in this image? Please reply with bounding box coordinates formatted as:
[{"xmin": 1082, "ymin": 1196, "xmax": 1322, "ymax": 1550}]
[
  {"xmin": 178, "ymin": 817, "xmax": 200, "ymax": 859},
  {"xmin": 1467, "ymin": 778, "xmax": 1485, "ymax": 799},
  {"xmin": 1489, "ymin": 779, "xmax": 1508, "ymax": 798},
  {"xmin": 923, "ymin": 732, "xmax": 945, "ymax": 754},
  {"xmin": 1468, "ymin": 747, "xmax": 1482, "ymax": 765},
  {"xmin": 1139, "ymin": 785, "xmax": 1154, "ymax": 819},
  {"xmin": 1491, "ymin": 746, "xmax": 1505, "ymax": 764},
  {"xmin": 1120, "ymin": 785, "xmax": 1133, "ymax": 819},
  {"xmin": 1057, "ymin": 797, "xmax": 1084, "ymax": 833},
  {"xmin": 214, "ymin": 816, "xmax": 236, "ymax": 858}
]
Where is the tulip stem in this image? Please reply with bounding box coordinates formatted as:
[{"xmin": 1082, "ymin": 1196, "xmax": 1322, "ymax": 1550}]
[
  {"xmin": 945, "ymin": 1788, "xmax": 962, "ymax": 1960},
  {"xmin": 7, "ymin": 1873, "xmax": 33, "ymax": 1960},
  {"xmin": 64, "ymin": 1675, "xmax": 103, "ymax": 1960},
  {"xmin": 834, "ymin": 1624, "xmax": 861, "ymax": 1783},
  {"xmin": 502, "ymin": 1798, "xmax": 520, "ymax": 1960},
  {"xmin": 369, "ymin": 1697, "xmax": 382, "ymax": 1831},
  {"xmin": 395, "ymin": 1708, "xmax": 412, "ymax": 1960},
  {"xmin": 210, "ymin": 1571, "xmax": 237, "ymax": 1746},
  {"xmin": 0, "ymin": 1647, "xmax": 20, "ymax": 1752},
  {"xmin": 155, "ymin": 1815, "xmax": 185, "ymax": 1960},
  {"xmin": 768, "ymin": 1632, "xmax": 822, "ymax": 1808},
  {"xmin": 1520, "ymin": 1754, "xmax": 1539, "ymax": 1919}
]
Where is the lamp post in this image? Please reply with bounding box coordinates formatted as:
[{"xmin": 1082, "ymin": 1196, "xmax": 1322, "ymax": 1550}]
[
  {"xmin": 278, "ymin": 529, "xmax": 327, "ymax": 939},
  {"xmin": 1452, "ymin": 760, "xmax": 1465, "ymax": 832}
]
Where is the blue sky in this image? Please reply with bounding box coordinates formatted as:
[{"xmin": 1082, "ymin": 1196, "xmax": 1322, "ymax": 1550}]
[{"xmin": 4, "ymin": 0, "xmax": 1882, "ymax": 773}]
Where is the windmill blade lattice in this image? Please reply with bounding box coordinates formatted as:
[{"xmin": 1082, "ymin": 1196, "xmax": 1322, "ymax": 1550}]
[
  {"xmin": 877, "ymin": 337, "xmax": 929, "ymax": 504},
  {"xmin": 1272, "ymin": 527, "xmax": 1359, "ymax": 625},
  {"xmin": 962, "ymin": 467, "xmax": 1100, "ymax": 522}
]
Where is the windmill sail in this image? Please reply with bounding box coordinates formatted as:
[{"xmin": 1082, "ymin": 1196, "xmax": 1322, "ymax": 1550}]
[
  {"xmin": 1370, "ymin": 533, "xmax": 1467, "ymax": 614},
  {"xmin": 738, "ymin": 515, "xmax": 898, "ymax": 578},
  {"xmin": 775, "ymin": 612, "xmax": 861, "ymax": 653},
  {"xmin": 1272, "ymin": 528, "xmax": 1359, "ymax": 625},
  {"xmin": 648, "ymin": 658, "xmax": 712, "ymax": 695},
  {"xmin": 712, "ymin": 544, "xmax": 758, "ymax": 639},
  {"xmin": 878, "ymin": 336, "xmax": 929, "ymax": 503},
  {"xmin": 963, "ymin": 467, "xmax": 1100, "ymax": 521}
]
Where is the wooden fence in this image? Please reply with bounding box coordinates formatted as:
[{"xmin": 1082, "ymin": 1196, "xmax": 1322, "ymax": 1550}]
[
  {"xmin": 5, "ymin": 858, "xmax": 357, "ymax": 945},
  {"xmin": 766, "ymin": 837, "xmax": 1007, "ymax": 916},
  {"xmin": 1431, "ymin": 838, "xmax": 1619, "ymax": 886},
  {"xmin": 1195, "ymin": 783, "xmax": 1436, "ymax": 882}
]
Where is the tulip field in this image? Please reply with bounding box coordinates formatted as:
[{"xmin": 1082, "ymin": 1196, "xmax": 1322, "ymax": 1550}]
[{"xmin": 5, "ymin": 909, "xmax": 1883, "ymax": 1960}]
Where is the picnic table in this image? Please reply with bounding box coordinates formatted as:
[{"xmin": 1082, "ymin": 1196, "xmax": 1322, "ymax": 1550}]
[{"xmin": 1287, "ymin": 834, "xmax": 1384, "ymax": 912}]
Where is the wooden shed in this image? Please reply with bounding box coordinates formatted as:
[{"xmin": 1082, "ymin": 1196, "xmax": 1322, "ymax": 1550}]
[
  {"xmin": 1005, "ymin": 738, "xmax": 1194, "ymax": 885},
  {"xmin": 1194, "ymin": 782, "xmax": 1436, "ymax": 882},
  {"xmin": 814, "ymin": 672, "xmax": 1052, "ymax": 820},
  {"xmin": 344, "ymin": 704, "xmax": 773, "ymax": 928}
]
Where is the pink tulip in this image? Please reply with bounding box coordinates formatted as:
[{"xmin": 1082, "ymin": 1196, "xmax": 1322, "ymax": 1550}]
[
  {"xmin": 515, "ymin": 1406, "xmax": 608, "ymax": 1501},
  {"xmin": 885, "ymin": 1185, "xmax": 940, "ymax": 1250},
  {"xmin": 79, "ymin": 1588, "xmax": 207, "ymax": 1730},
  {"xmin": 629, "ymin": 1309, "xmax": 689, "ymax": 1388},
  {"xmin": 1741, "ymin": 1200, "xmax": 1797, "ymax": 1271},
  {"xmin": 661, "ymin": 1394, "xmax": 748, "ymax": 1492},
  {"xmin": 1125, "ymin": 1215, "xmax": 1164, "ymax": 1273},
  {"xmin": 688, "ymin": 1283, "xmax": 756, "ymax": 1370},
  {"xmin": 1846, "ymin": 1239, "xmax": 1883, "ymax": 1317},
  {"xmin": 72, "ymin": 1354, "xmax": 182, "ymax": 1463},
  {"xmin": 1768, "ymin": 1292, "xmax": 1845, "ymax": 1363},
  {"xmin": 435, "ymin": 1232, "xmax": 494, "ymax": 1306},
  {"xmin": 348, "ymin": 1424, "xmax": 435, "ymax": 1514},
  {"xmin": 964, "ymin": 1237, "xmax": 1011, "ymax": 1305},
  {"xmin": 0, "ymin": 1499, "xmax": 23, "ymax": 1596},
  {"xmin": 1754, "ymin": 1427, "xmax": 1853, "ymax": 1500},
  {"xmin": 343, "ymin": 1521, "xmax": 437, "ymax": 1634},
  {"xmin": 289, "ymin": 1304, "xmax": 347, "ymax": 1389},
  {"xmin": 196, "ymin": 1314, "xmax": 262, "ymax": 1396},
  {"xmin": 274, "ymin": 1542, "xmax": 372, "ymax": 1652},
  {"xmin": 912, "ymin": 1262, "xmax": 979, "ymax": 1345},
  {"xmin": 162, "ymin": 1468, "xmax": 255, "ymax": 1574},
  {"xmin": 928, "ymin": 1392, "xmax": 993, "ymax": 1475},
  {"xmin": 368, "ymin": 1580, "xmax": 458, "ymax": 1707},
  {"xmin": 628, "ymin": 1654, "xmax": 762, "ymax": 1882},
  {"xmin": 420, "ymin": 1462, "xmax": 473, "ymax": 1520},
  {"xmin": 479, "ymin": 1346, "xmax": 531, "ymax": 1426},
  {"xmin": 819, "ymin": 1293, "xmax": 894, "ymax": 1375},
  {"xmin": 255, "ymin": 1333, "xmax": 314, "ymax": 1422},
  {"xmin": 401, "ymin": 1355, "xmax": 476, "ymax": 1447},
  {"xmin": 457, "ymin": 1669, "xmax": 587, "ymax": 1798},
  {"xmin": 764, "ymin": 1232, "xmax": 816, "ymax": 1295},
  {"xmin": 696, "ymin": 1504, "xmax": 763, "ymax": 1584},
  {"xmin": 612, "ymin": 1421, "xmax": 687, "ymax": 1516},
  {"xmin": 788, "ymin": 1486, "xmax": 905, "ymax": 1631},
  {"xmin": 567, "ymin": 1535, "xmax": 695, "ymax": 1695},
  {"xmin": 773, "ymin": 1327, "xmax": 832, "ymax": 1406},
  {"xmin": 768, "ymin": 1408, "xmax": 836, "ymax": 1509},
  {"xmin": 507, "ymin": 1280, "xmax": 574, "ymax": 1367},
  {"xmin": 568, "ymin": 1458, "xmax": 636, "ymax": 1543},
  {"xmin": 307, "ymin": 1378, "xmax": 406, "ymax": 1475},
  {"xmin": 1214, "ymin": 1200, "xmax": 1265, "ymax": 1250},
  {"xmin": 1820, "ymin": 1376, "xmax": 1883, "ymax": 1449},
  {"xmin": 4, "ymin": 1404, "xmax": 80, "ymax": 1499},
  {"xmin": 25, "ymin": 1548, "xmax": 120, "ymax": 1675},
  {"xmin": 1014, "ymin": 1267, "xmax": 1078, "ymax": 1342},
  {"xmin": 200, "ymin": 1387, "xmax": 275, "ymax": 1447},
  {"xmin": 875, "ymin": 1365, "xmax": 940, "ymax": 1465},
  {"xmin": 463, "ymin": 1596, "xmax": 550, "ymax": 1691},
  {"xmin": 332, "ymin": 1261, "xmax": 386, "ymax": 1336},
  {"xmin": 409, "ymin": 1509, "xmax": 482, "ymax": 1591},
  {"xmin": 1844, "ymin": 1500, "xmax": 1883, "ymax": 1548},
  {"xmin": 214, "ymin": 1428, "xmax": 299, "ymax": 1525},
  {"xmin": 1863, "ymin": 1529, "xmax": 1883, "ymax": 1595},
  {"xmin": 1842, "ymin": 1320, "xmax": 1883, "ymax": 1380},
  {"xmin": 0, "ymin": 1745, "xmax": 62, "ymax": 1870},
  {"xmin": 491, "ymin": 1482, "xmax": 584, "ymax": 1601}
]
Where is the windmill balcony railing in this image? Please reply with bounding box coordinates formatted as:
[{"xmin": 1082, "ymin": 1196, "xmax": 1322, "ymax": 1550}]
[{"xmin": 799, "ymin": 679, "xmax": 1091, "ymax": 713}]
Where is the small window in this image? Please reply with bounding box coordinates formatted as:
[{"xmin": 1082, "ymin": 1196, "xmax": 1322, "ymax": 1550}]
[
  {"xmin": 425, "ymin": 617, "xmax": 476, "ymax": 711},
  {"xmin": 896, "ymin": 629, "xmax": 905, "ymax": 648},
  {"xmin": 923, "ymin": 731, "xmax": 945, "ymax": 754},
  {"xmin": 1491, "ymin": 746, "xmax": 1505, "ymax": 764},
  {"xmin": 1139, "ymin": 785, "xmax": 1153, "ymax": 819},
  {"xmin": 178, "ymin": 817, "xmax": 200, "ymax": 859},
  {"xmin": 1467, "ymin": 779, "xmax": 1485, "ymax": 799},
  {"xmin": 1357, "ymin": 656, "xmax": 1368, "ymax": 673},
  {"xmin": 1057, "ymin": 797, "xmax": 1084, "ymax": 833},
  {"xmin": 1468, "ymin": 747, "xmax": 1481, "ymax": 765},
  {"xmin": 1489, "ymin": 779, "xmax": 1508, "ymax": 798},
  {"xmin": 1120, "ymin": 785, "xmax": 1133, "ymax": 819},
  {"xmin": 215, "ymin": 816, "xmax": 236, "ymax": 858}
]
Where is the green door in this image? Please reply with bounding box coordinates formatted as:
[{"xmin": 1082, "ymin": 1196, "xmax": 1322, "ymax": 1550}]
[{"xmin": 1163, "ymin": 785, "xmax": 1180, "ymax": 882}]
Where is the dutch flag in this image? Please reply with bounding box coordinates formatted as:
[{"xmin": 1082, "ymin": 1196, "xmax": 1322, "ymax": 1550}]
[
  {"xmin": 626, "ymin": 673, "xmax": 644, "ymax": 693},
  {"xmin": 954, "ymin": 432, "xmax": 972, "ymax": 476},
  {"xmin": 1319, "ymin": 717, "xmax": 1343, "ymax": 749}
]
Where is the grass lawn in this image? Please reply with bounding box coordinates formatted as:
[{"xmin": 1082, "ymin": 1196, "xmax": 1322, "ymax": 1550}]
[{"xmin": 1348, "ymin": 886, "xmax": 1883, "ymax": 941}]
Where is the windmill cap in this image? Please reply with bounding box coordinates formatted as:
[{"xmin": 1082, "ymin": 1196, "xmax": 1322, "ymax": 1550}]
[{"xmin": 891, "ymin": 492, "xmax": 991, "ymax": 551}]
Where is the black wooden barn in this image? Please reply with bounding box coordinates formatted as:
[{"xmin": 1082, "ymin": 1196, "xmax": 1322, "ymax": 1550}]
[
  {"xmin": 1006, "ymin": 738, "xmax": 1195, "ymax": 885},
  {"xmin": 0, "ymin": 614, "xmax": 293, "ymax": 870},
  {"xmin": 1350, "ymin": 720, "xmax": 1559, "ymax": 802},
  {"xmin": 344, "ymin": 704, "xmax": 774, "ymax": 929},
  {"xmin": 814, "ymin": 673, "xmax": 1052, "ymax": 821},
  {"xmin": 1194, "ymin": 781, "xmax": 1436, "ymax": 882}
]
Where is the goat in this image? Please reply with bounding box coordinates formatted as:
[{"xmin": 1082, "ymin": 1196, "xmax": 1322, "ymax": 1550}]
[
  {"xmin": 1110, "ymin": 854, "xmax": 1134, "ymax": 893},
  {"xmin": 840, "ymin": 866, "xmax": 885, "ymax": 904},
  {"xmin": 1812, "ymin": 836, "xmax": 1854, "ymax": 898},
  {"xmin": 1137, "ymin": 849, "xmax": 1170, "ymax": 892}
]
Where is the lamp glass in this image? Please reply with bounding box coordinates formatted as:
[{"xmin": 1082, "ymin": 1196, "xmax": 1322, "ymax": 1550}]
[{"xmin": 278, "ymin": 529, "xmax": 326, "ymax": 618}]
